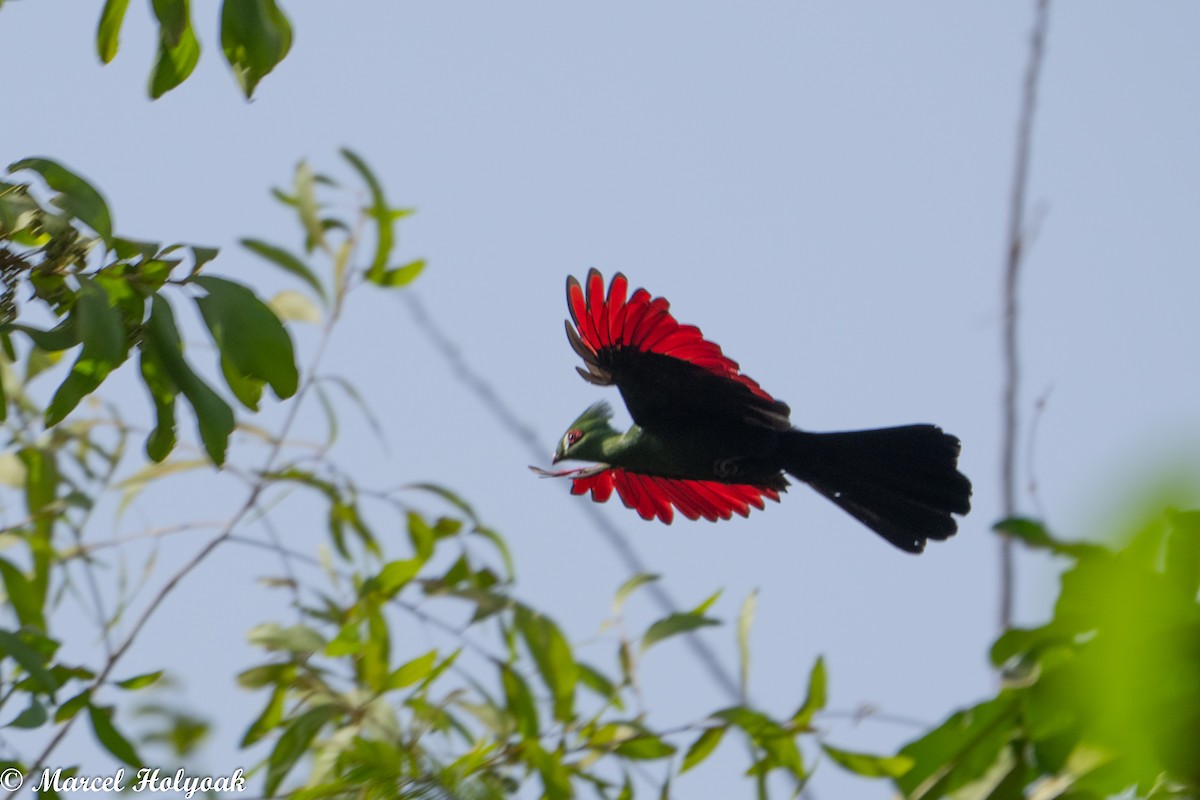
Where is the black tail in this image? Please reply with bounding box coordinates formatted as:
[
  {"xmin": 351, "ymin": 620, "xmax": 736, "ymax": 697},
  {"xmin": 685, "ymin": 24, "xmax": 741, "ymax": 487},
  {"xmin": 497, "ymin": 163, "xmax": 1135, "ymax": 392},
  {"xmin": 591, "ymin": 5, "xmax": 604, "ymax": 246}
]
[{"xmin": 781, "ymin": 426, "xmax": 972, "ymax": 554}]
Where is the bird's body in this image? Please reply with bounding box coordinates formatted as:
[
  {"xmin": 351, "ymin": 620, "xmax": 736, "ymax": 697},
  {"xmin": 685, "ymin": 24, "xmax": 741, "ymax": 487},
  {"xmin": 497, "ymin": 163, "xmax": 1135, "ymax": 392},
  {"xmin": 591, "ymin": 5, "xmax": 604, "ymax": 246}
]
[{"xmin": 536, "ymin": 270, "xmax": 971, "ymax": 553}]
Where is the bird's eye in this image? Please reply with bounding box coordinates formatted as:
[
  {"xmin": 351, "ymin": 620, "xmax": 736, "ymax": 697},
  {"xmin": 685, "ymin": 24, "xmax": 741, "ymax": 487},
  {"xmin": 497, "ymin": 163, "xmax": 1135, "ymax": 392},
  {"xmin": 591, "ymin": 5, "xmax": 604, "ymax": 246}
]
[{"xmin": 566, "ymin": 429, "xmax": 583, "ymax": 446}]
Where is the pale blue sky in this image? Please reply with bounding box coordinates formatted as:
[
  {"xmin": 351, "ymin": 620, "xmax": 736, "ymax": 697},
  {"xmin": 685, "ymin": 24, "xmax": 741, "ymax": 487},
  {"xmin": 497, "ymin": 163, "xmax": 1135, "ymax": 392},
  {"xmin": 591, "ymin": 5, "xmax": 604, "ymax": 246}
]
[{"xmin": 4, "ymin": 3, "xmax": 1199, "ymax": 797}]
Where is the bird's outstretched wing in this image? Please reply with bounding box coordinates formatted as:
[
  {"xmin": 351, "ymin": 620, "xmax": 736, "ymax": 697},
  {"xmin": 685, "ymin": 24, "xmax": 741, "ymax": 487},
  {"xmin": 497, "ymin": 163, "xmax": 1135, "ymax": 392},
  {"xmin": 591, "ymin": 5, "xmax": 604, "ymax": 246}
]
[
  {"xmin": 566, "ymin": 269, "xmax": 792, "ymax": 432},
  {"xmin": 533, "ymin": 464, "xmax": 783, "ymax": 523}
]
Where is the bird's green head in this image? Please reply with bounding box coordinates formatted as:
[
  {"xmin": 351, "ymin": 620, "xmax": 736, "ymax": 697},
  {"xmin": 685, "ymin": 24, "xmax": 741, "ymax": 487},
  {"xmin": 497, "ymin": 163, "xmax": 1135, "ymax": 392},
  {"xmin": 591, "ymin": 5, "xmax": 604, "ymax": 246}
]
[{"xmin": 553, "ymin": 401, "xmax": 618, "ymax": 464}]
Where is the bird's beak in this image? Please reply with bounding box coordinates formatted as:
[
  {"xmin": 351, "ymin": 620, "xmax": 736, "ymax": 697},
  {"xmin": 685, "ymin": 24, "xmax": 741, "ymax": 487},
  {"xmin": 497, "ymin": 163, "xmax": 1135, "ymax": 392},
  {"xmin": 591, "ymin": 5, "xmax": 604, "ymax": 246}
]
[{"xmin": 551, "ymin": 451, "xmax": 562, "ymax": 465}]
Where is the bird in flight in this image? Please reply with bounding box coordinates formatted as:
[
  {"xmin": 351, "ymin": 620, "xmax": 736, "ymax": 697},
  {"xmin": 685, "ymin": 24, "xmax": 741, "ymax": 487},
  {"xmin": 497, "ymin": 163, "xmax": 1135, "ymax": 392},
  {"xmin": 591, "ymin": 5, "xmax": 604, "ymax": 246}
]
[{"xmin": 533, "ymin": 270, "xmax": 971, "ymax": 553}]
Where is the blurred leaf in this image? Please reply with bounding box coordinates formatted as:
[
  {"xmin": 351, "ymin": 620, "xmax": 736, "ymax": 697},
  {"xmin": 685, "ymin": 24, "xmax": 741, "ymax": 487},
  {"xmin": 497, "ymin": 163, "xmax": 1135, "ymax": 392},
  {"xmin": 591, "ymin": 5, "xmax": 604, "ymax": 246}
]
[
  {"xmin": 500, "ymin": 664, "xmax": 538, "ymax": 739},
  {"xmin": 681, "ymin": 725, "xmax": 726, "ymax": 773},
  {"xmin": 0, "ymin": 628, "xmax": 57, "ymax": 696},
  {"xmin": 994, "ymin": 517, "xmax": 1104, "ymax": 560},
  {"xmin": 136, "ymin": 344, "xmax": 177, "ymax": 462},
  {"xmin": 241, "ymin": 238, "xmax": 326, "ymax": 301},
  {"xmin": 55, "ymin": 689, "xmax": 92, "ymax": 723},
  {"xmin": 151, "ymin": 0, "xmax": 188, "ymax": 43},
  {"xmin": 219, "ymin": 353, "xmax": 264, "ymax": 411},
  {"xmin": 577, "ymin": 662, "xmax": 619, "ymax": 705},
  {"xmin": 193, "ymin": 275, "xmax": 298, "ymax": 399},
  {"xmin": 385, "ymin": 650, "xmax": 438, "ymax": 691},
  {"xmin": 516, "ymin": 605, "xmax": 577, "ymax": 723},
  {"xmin": 96, "ymin": 0, "xmax": 131, "ymax": 62},
  {"xmin": 613, "ymin": 573, "xmax": 658, "ymax": 617},
  {"xmin": 375, "ymin": 259, "xmax": 426, "ymax": 288},
  {"xmin": 248, "ymin": 622, "xmax": 325, "ymax": 654},
  {"xmin": 264, "ymin": 705, "xmax": 336, "ymax": 796},
  {"xmin": 241, "ymin": 684, "xmax": 286, "ymax": 747},
  {"xmin": 294, "ymin": 162, "xmax": 323, "ymax": 252},
  {"xmin": 144, "ymin": 295, "xmax": 235, "ymax": 465},
  {"xmin": 738, "ymin": 589, "xmax": 757, "ymax": 700},
  {"xmin": 341, "ymin": 148, "xmax": 394, "ymax": 281},
  {"xmin": 46, "ymin": 281, "xmax": 129, "ymax": 426},
  {"xmin": 615, "ymin": 733, "xmax": 676, "ymax": 760},
  {"xmin": 148, "ymin": 0, "xmax": 200, "ymax": 99},
  {"xmin": 692, "ymin": 589, "xmax": 722, "ymax": 616},
  {"xmin": 8, "ymin": 157, "xmax": 113, "ymax": 243},
  {"xmin": 269, "ymin": 290, "xmax": 320, "ymax": 323},
  {"xmin": 221, "ymin": 0, "xmax": 293, "ymax": 99},
  {"xmin": 115, "ymin": 670, "xmax": 164, "ymax": 690},
  {"xmin": 642, "ymin": 611, "xmax": 720, "ymax": 653},
  {"xmin": 115, "ymin": 459, "xmax": 207, "ymax": 519},
  {"xmin": 0, "ymin": 560, "xmax": 45, "ymax": 631},
  {"xmin": 897, "ymin": 692, "xmax": 1020, "ymax": 799},
  {"xmin": 791, "ymin": 656, "xmax": 827, "ymax": 729},
  {"xmin": 821, "ymin": 743, "xmax": 913, "ymax": 779},
  {"xmin": 9, "ymin": 318, "xmax": 79, "ymax": 353},
  {"xmin": 88, "ymin": 704, "xmax": 141, "ymax": 767}
]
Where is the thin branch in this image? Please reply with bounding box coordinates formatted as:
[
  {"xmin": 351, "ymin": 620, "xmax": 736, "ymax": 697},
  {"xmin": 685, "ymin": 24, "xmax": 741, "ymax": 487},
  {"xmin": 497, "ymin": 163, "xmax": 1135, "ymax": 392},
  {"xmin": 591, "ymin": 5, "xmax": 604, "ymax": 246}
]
[
  {"xmin": 401, "ymin": 292, "xmax": 741, "ymax": 702},
  {"xmin": 999, "ymin": 0, "xmax": 1051, "ymax": 633}
]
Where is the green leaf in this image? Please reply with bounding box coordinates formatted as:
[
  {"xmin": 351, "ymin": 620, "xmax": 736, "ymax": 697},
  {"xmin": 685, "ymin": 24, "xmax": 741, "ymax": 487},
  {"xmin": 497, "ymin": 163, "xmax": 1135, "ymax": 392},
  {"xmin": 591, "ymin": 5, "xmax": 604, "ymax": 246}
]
[
  {"xmin": 516, "ymin": 606, "xmax": 578, "ymax": 723},
  {"xmin": 385, "ymin": 650, "xmax": 438, "ymax": 691},
  {"xmin": 500, "ymin": 664, "xmax": 539, "ymax": 739},
  {"xmin": 248, "ymin": 623, "xmax": 326, "ymax": 654},
  {"xmin": 341, "ymin": 148, "xmax": 394, "ymax": 281},
  {"xmin": 407, "ymin": 511, "xmax": 435, "ymax": 561},
  {"xmin": 897, "ymin": 692, "xmax": 1021, "ymax": 799},
  {"xmin": 613, "ymin": 573, "xmax": 659, "ymax": 617},
  {"xmin": 577, "ymin": 662, "xmax": 621, "ymax": 706},
  {"xmin": 221, "ymin": 0, "xmax": 293, "ymax": 99},
  {"xmin": 240, "ymin": 238, "xmax": 326, "ymax": 301},
  {"xmin": 220, "ymin": 353, "xmax": 264, "ymax": 411},
  {"xmin": 681, "ymin": 725, "xmax": 726, "ymax": 773},
  {"xmin": 692, "ymin": 589, "xmax": 722, "ymax": 616},
  {"xmin": 45, "ymin": 281, "xmax": 129, "ymax": 426},
  {"xmin": 148, "ymin": 1, "xmax": 200, "ymax": 99},
  {"xmin": 0, "ymin": 560, "xmax": 45, "ymax": 631},
  {"xmin": 151, "ymin": 0, "xmax": 188, "ymax": 43},
  {"xmin": 55, "ymin": 689, "xmax": 92, "ymax": 723},
  {"xmin": 8, "ymin": 157, "xmax": 113, "ymax": 243},
  {"xmin": 96, "ymin": 0, "xmax": 131, "ymax": 62},
  {"xmin": 737, "ymin": 589, "xmax": 757, "ymax": 700},
  {"xmin": 193, "ymin": 275, "xmax": 298, "ymax": 399},
  {"xmin": 374, "ymin": 558, "xmax": 422, "ymax": 596},
  {"xmin": 615, "ymin": 733, "xmax": 676, "ymax": 760},
  {"xmin": 375, "ymin": 259, "xmax": 426, "ymax": 288},
  {"xmin": 144, "ymin": 295, "xmax": 235, "ymax": 465},
  {"xmin": 241, "ymin": 683, "xmax": 286, "ymax": 747},
  {"xmin": 0, "ymin": 628, "xmax": 57, "ymax": 696},
  {"xmin": 821, "ymin": 743, "xmax": 913, "ymax": 779},
  {"xmin": 791, "ymin": 655, "xmax": 827, "ymax": 729},
  {"xmin": 115, "ymin": 670, "xmax": 164, "ymax": 690},
  {"xmin": 642, "ymin": 611, "xmax": 720, "ymax": 652},
  {"xmin": 88, "ymin": 704, "xmax": 141, "ymax": 766},
  {"xmin": 994, "ymin": 517, "xmax": 1105, "ymax": 560},
  {"xmin": 264, "ymin": 705, "xmax": 336, "ymax": 796},
  {"xmin": 9, "ymin": 697, "xmax": 48, "ymax": 729},
  {"xmin": 8, "ymin": 317, "xmax": 80, "ymax": 352}
]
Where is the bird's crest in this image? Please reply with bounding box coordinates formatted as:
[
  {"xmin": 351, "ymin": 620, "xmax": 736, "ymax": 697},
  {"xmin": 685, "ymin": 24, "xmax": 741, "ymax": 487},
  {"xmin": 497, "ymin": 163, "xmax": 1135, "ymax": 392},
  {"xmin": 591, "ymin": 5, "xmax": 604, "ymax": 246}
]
[{"xmin": 571, "ymin": 401, "xmax": 614, "ymax": 432}]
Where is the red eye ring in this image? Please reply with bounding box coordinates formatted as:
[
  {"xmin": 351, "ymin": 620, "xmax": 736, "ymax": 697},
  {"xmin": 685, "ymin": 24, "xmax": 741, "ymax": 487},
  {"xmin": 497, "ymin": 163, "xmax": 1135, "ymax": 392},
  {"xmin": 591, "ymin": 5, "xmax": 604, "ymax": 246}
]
[{"xmin": 566, "ymin": 429, "xmax": 583, "ymax": 445}]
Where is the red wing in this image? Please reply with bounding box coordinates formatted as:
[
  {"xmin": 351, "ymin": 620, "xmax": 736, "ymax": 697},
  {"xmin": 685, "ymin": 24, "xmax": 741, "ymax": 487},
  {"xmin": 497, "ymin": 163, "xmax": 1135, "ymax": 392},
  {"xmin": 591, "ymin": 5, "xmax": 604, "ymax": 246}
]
[
  {"xmin": 570, "ymin": 468, "xmax": 783, "ymax": 524},
  {"xmin": 567, "ymin": 269, "xmax": 777, "ymax": 403}
]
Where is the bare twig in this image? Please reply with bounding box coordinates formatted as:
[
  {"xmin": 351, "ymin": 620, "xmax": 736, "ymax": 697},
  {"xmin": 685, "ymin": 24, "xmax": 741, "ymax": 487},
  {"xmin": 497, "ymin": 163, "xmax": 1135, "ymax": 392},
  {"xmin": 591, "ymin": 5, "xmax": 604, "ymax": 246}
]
[
  {"xmin": 1000, "ymin": 0, "xmax": 1052, "ymax": 632},
  {"xmin": 401, "ymin": 292, "xmax": 742, "ymax": 702}
]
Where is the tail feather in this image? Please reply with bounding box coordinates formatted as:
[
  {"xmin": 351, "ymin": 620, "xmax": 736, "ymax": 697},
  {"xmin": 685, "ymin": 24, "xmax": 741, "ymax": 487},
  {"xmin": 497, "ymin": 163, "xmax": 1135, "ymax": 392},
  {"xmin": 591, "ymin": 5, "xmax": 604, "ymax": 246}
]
[{"xmin": 782, "ymin": 425, "xmax": 972, "ymax": 554}]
